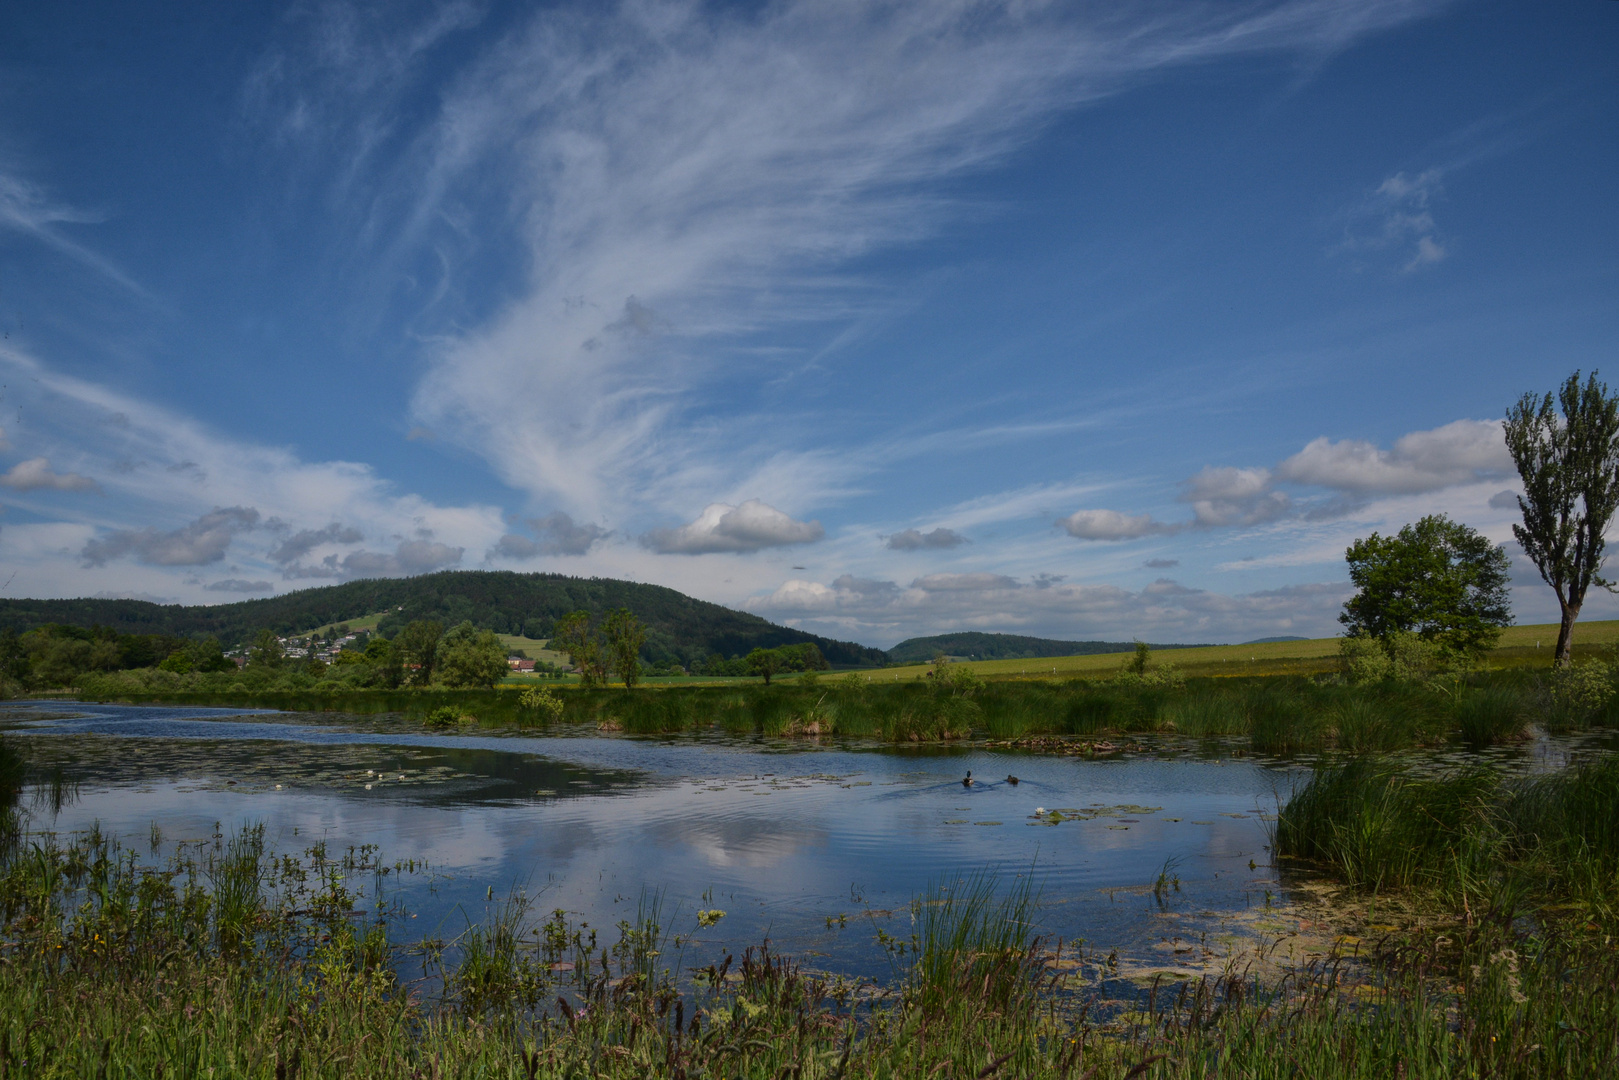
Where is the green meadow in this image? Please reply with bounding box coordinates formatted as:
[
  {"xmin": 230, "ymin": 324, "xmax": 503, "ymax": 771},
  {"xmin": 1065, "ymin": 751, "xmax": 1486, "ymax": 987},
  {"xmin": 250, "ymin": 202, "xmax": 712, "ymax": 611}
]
[{"xmin": 861, "ymin": 619, "xmax": 1619, "ymax": 682}]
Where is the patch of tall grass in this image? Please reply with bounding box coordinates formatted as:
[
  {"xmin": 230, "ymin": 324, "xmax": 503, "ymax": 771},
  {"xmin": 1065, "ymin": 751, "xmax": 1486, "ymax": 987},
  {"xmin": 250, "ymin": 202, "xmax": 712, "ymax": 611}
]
[
  {"xmin": 1162, "ymin": 691, "xmax": 1248, "ymax": 738},
  {"xmin": 1275, "ymin": 759, "xmax": 1501, "ymax": 895},
  {"xmin": 908, "ymin": 871, "xmax": 1037, "ymax": 1013},
  {"xmin": 1454, "ymin": 686, "xmax": 1529, "ymax": 748},
  {"xmin": 1247, "ymin": 686, "xmax": 1326, "ymax": 754},
  {"xmin": 1277, "ymin": 752, "xmax": 1619, "ymax": 923}
]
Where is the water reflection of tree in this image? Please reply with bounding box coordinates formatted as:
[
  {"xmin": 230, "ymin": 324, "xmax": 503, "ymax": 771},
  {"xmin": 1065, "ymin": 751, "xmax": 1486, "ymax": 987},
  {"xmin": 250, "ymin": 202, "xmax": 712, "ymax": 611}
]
[{"xmin": 0, "ymin": 735, "xmax": 24, "ymax": 851}]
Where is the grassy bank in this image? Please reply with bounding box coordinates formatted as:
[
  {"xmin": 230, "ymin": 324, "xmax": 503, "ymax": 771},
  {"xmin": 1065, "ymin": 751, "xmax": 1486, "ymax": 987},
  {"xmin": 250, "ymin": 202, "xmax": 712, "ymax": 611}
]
[
  {"xmin": 2, "ymin": 787, "xmax": 1615, "ymax": 1077},
  {"xmin": 64, "ymin": 664, "xmax": 1619, "ymax": 750}
]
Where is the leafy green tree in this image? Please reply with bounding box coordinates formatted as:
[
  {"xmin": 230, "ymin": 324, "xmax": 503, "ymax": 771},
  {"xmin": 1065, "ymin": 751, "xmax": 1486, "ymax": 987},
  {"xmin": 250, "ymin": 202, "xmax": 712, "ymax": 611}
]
[
  {"xmin": 158, "ymin": 650, "xmax": 193, "ymax": 674},
  {"xmin": 1340, "ymin": 514, "xmax": 1512, "ymax": 660},
  {"xmin": 191, "ymin": 637, "xmax": 235, "ymax": 673},
  {"xmin": 600, "ymin": 608, "xmax": 646, "ymax": 689},
  {"xmin": 360, "ymin": 636, "xmax": 402, "ymax": 687},
  {"xmin": 0, "ymin": 631, "xmax": 26, "ymax": 692},
  {"xmin": 87, "ymin": 638, "xmax": 122, "ymax": 672},
  {"xmin": 1128, "ymin": 641, "xmax": 1150, "ymax": 675},
  {"xmin": 30, "ymin": 633, "xmax": 92, "ymax": 687},
  {"xmin": 1505, "ymin": 370, "xmax": 1619, "ymax": 666},
  {"xmin": 550, "ymin": 610, "xmax": 610, "ymax": 687},
  {"xmin": 249, "ymin": 629, "xmax": 284, "ymax": 670},
  {"xmin": 435, "ymin": 621, "xmax": 510, "ymax": 689},
  {"xmin": 776, "ymin": 642, "xmax": 829, "ymax": 672},
  {"xmin": 393, "ymin": 620, "xmax": 444, "ymax": 686},
  {"xmin": 746, "ymin": 647, "xmax": 783, "ymax": 685}
]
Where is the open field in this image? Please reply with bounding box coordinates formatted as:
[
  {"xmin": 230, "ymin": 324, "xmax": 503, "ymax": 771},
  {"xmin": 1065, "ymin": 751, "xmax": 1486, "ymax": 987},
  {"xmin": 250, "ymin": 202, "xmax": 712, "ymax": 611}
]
[
  {"xmin": 494, "ymin": 633, "xmax": 571, "ymax": 667},
  {"xmin": 303, "ymin": 609, "xmax": 392, "ymax": 637},
  {"xmin": 863, "ymin": 619, "xmax": 1619, "ymax": 681}
]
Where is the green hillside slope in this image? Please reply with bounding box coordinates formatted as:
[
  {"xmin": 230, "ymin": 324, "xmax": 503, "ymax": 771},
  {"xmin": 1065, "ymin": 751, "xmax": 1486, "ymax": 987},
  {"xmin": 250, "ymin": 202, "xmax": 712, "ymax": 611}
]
[
  {"xmin": 0, "ymin": 571, "xmax": 888, "ymax": 669},
  {"xmin": 887, "ymin": 631, "xmax": 1212, "ymax": 665}
]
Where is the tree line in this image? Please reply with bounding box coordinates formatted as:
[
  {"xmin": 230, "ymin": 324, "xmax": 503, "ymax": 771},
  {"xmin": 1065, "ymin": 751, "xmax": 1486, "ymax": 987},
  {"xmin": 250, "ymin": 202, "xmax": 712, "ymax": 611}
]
[{"xmin": 8, "ymin": 603, "xmax": 836, "ymax": 696}]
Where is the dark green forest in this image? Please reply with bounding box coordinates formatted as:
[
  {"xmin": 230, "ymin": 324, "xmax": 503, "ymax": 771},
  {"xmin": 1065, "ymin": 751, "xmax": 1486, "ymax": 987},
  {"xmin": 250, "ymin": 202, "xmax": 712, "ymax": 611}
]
[
  {"xmin": 887, "ymin": 630, "xmax": 1207, "ymax": 664},
  {"xmin": 0, "ymin": 571, "xmax": 888, "ymax": 669}
]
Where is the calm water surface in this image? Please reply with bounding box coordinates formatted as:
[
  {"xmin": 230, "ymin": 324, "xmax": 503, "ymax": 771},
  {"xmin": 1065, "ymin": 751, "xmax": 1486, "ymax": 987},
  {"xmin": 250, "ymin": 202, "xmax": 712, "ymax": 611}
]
[{"xmin": 7, "ymin": 701, "xmax": 1608, "ymax": 983}]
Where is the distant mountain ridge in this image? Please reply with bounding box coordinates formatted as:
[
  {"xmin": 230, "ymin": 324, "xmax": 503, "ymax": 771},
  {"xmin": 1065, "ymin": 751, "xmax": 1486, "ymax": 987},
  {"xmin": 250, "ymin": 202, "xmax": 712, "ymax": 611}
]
[
  {"xmin": 0, "ymin": 571, "xmax": 888, "ymax": 669},
  {"xmin": 888, "ymin": 631, "xmax": 1212, "ymax": 665}
]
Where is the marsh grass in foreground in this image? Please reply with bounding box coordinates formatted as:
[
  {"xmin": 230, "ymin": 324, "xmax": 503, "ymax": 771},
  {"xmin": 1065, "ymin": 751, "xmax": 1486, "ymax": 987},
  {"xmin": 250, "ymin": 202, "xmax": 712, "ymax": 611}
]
[{"xmin": 3, "ymin": 794, "xmax": 1618, "ymax": 1077}]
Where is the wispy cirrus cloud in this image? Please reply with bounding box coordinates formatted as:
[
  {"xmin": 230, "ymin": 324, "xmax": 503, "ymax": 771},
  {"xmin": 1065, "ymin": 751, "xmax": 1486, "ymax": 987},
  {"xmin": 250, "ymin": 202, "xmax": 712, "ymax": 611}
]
[
  {"xmin": 0, "ymin": 172, "xmax": 148, "ymax": 295},
  {"xmin": 1338, "ymin": 167, "xmax": 1447, "ymax": 272},
  {"xmin": 242, "ymin": 0, "xmax": 1450, "ymax": 525}
]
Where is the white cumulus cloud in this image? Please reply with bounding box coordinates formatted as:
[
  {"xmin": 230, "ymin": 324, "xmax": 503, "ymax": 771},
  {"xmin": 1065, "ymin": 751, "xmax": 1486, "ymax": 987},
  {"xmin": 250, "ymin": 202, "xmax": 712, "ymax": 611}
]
[
  {"xmin": 0, "ymin": 457, "xmax": 99, "ymax": 493},
  {"xmin": 1275, "ymin": 419, "xmax": 1513, "ymax": 495},
  {"xmin": 643, "ymin": 499, "xmax": 824, "ymax": 555},
  {"xmin": 1058, "ymin": 508, "xmax": 1178, "ymax": 541},
  {"xmin": 1180, "ymin": 466, "xmax": 1290, "ymax": 527}
]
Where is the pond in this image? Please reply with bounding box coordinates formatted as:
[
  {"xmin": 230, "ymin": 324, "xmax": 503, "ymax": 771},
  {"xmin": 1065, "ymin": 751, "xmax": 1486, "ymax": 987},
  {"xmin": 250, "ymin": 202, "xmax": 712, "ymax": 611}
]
[{"xmin": 5, "ymin": 701, "xmax": 1610, "ymax": 989}]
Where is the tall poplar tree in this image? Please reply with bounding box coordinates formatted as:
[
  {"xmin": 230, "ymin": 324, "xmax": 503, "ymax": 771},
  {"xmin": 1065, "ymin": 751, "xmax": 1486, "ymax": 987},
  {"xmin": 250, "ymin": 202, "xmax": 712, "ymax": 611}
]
[{"xmin": 1504, "ymin": 370, "xmax": 1619, "ymax": 666}]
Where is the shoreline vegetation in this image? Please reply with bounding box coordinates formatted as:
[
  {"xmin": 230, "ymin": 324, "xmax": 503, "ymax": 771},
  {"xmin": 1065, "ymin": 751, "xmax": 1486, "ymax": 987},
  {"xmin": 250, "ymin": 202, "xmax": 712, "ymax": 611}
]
[
  {"xmin": 1, "ymin": 748, "xmax": 1615, "ymax": 1076},
  {"xmin": 44, "ymin": 659, "xmax": 1619, "ymax": 750}
]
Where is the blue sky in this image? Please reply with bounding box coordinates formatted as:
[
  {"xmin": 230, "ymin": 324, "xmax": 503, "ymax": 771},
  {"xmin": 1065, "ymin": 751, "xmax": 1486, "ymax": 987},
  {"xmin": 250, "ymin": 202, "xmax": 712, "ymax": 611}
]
[{"xmin": 0, "ymin": 0, "xmax": 1614, "ymax": 647}]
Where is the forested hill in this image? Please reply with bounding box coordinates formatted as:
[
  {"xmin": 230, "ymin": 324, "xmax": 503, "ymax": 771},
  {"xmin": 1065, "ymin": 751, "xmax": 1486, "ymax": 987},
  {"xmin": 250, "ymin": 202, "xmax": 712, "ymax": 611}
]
[
  {"xmin": 0, "ymin": 571, "xmax": 889, "ymax": 669},
  {"xmin": 887, "ymin": 631, "xmax": 1210, "ymax": 665}
]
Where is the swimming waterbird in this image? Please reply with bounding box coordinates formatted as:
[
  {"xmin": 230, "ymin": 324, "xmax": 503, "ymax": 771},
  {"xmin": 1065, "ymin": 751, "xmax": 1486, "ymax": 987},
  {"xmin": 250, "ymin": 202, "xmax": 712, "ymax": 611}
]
[
  {"xmin": 962, "ymin": 771, "xmax": 974, "ymax": 787},
  {"xmin": 1006, "ymin": 775, "xmax": 1020, "ymax": 785}
]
